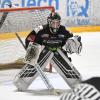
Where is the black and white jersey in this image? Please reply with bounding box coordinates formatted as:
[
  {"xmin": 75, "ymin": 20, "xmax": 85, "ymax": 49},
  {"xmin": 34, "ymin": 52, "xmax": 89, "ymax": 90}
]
[
  {"xmin": 60, "ymin": 83, "xmax": 100, "ymax": 100},
  {"xmin": 35, "ymin": 25, "xmax": 73, "ymax": 49}
]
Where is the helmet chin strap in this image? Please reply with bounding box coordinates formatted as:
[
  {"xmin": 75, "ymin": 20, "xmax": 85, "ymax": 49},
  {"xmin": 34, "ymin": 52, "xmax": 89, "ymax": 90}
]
[{"xmin": 50, "ymin": 27, "xmax": 58, "ymax": 34}]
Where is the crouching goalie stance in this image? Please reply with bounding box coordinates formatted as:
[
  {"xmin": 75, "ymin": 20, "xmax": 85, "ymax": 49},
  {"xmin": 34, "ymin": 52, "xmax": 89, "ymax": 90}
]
[{"xmin": 14, "ymin": 12, "xmax": 82, "ymax": 91}]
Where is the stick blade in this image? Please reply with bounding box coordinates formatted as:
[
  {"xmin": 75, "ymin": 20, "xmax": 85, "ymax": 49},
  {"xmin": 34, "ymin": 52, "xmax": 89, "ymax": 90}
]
[{"xmin": 24, "ymin": 89, "xmax": 71, "ymax": 95}]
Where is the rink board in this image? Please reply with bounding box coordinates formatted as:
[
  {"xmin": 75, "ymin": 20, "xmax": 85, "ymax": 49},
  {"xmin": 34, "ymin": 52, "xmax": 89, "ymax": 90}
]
[{"xmin": 0, "ymin": 26, "xmax": 100, "ymax": 40}]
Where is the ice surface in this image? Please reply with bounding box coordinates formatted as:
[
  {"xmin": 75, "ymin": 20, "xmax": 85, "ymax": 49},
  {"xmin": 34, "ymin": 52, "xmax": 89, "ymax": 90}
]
[{"xmin": 0, "ymin": 32, "xmax": 100, "ymax": 100}]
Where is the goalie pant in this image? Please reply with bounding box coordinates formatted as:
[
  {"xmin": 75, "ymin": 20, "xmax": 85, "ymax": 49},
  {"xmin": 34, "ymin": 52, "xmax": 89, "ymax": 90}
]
[
  {"xmin": 60, "ymin": 77, "xmax": 100, "ymax": 100},
  {"xmin": 14, "ymin": 47, "xmax": 81, "ymax": 91}
]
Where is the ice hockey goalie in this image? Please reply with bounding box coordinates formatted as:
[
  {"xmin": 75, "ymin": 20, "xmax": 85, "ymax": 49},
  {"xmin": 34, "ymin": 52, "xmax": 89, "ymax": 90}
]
[{"xmin": 14, "ymin": 12, "xmax": 82, "ymax": 91}]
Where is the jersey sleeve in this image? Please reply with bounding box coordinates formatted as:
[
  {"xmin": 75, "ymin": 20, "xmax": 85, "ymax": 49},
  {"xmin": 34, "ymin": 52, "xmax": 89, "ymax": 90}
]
[
  {"xmin": 34, "ymin": 30, "xmax": 43, "ymax": 45},
  {"xmin": 63, "ymin": 26, "xmax": 73, "ymax": 38},
  {"xmin": 25, "ymin": 30, "xmax": 36, "ymax": 48}
]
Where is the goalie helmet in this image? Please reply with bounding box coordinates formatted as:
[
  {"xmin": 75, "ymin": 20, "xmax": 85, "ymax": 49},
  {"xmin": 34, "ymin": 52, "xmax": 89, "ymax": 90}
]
[{"xmin": 48, "ymin": 12, "xmax": 61, "ymax": 34}]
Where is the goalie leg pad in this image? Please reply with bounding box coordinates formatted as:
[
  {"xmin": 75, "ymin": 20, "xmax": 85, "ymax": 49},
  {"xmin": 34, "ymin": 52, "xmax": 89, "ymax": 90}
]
[
  {"xmin": 51, "ymin": 49, "xmax": 81, "ymax": 89},
  {"xmin": 14, "ymin": 48, "xmax": 53, "ymax": 91},
  {"xmin": 25, "ymin": 42, "xmax": 41, "ymax": 65}
]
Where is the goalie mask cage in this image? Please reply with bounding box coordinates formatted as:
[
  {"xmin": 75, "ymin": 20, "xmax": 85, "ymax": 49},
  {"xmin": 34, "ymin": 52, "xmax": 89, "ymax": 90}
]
[{"xmin": 0, "ymin": 6, "xmax": 55, "ymax": 69}]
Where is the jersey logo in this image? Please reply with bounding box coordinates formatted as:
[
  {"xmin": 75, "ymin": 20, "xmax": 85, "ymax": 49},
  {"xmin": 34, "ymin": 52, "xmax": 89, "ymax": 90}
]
[{"xmin": 41, "ymin": 34, "xmax": 49, "ymax": 38}]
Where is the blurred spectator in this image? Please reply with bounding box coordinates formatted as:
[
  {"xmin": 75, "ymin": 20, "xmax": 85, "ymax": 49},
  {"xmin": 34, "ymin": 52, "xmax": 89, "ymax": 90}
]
[{"xmin": 60, "ymin": 77, "xmax": 100, "ymax": 100}]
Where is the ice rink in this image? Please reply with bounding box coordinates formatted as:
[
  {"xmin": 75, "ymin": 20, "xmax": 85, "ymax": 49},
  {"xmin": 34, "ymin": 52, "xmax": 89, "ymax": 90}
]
[{"xmin": 0, "ymin": 32, "xmax": 100, "ymax": 100}]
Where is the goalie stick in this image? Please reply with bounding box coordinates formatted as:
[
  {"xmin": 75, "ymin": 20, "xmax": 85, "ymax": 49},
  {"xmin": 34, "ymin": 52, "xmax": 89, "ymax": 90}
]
[
  {"xmin": 15, "ymin": 32, "xmax": 26, "ymax": 50},
  {"xmin": 14, "ymin": 39, "xmax": 54, "ymax": 90},
  {"xmin": 14, "ymin": 33, "xmax": 55, "ymax": 92},
  {"xmin": 25, "ymin": 89, "xmax": 72, "ymax": 95},
  {"xmin": 32, "ymin": 63, "xmax": 54, "ymax": 90}
]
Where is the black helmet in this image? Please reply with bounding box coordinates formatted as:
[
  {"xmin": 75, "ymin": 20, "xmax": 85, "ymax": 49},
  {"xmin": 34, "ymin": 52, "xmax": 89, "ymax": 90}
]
[
  {"xmin": 48, "ymin": 12, "xmax": 61, "ymax": 34},
  {"xmin": 49, "ymin": 12, "xmax": 61, "ymax": 20}
]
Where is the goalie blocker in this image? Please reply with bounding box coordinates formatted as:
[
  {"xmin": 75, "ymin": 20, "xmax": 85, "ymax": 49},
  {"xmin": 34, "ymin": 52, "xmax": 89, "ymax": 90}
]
[{"xmin": 14, "ymin": 42, "xmax": 81, "ymax": 91}]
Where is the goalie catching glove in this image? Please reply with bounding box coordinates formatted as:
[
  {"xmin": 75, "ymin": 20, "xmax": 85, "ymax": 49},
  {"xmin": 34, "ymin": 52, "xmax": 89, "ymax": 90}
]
[{"xmin": 66, "ymin": 35, "xmax": 82, "ymax": 54}]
